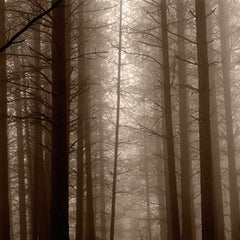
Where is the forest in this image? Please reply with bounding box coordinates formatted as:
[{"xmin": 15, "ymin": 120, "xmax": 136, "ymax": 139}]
[{"xmin": 0, "ymin": 0, "xmax": 240, "ymax": 239}]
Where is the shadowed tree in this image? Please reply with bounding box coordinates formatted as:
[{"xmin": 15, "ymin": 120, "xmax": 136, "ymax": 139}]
[
  {"xmin": 110, "ymin": 0, "xmax": 123, "ymax": 239},
  {"xmin": 195, "ymin": 0, "xmax": 215, "ymax": 238},
  {"xmin": 176, "ymin": 1, "xmax": 194, "ymax": 239},
  {"xmin": 0, "ymin": 0, "xmax": 11, "ymax": 239},
  {"xmin": 218, "ymin": 0, "xmax": 240, "ymax": 239},
  {"xmin": 50, "ymin": 0, "xmax": 69, "ymax": 239},
  {"xmin": 160, "ymin": 0, "xmax": 181, "ymax": 239}
]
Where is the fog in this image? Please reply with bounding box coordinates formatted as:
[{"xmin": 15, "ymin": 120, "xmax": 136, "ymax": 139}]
[{"xmin": 0, "ymin": 0, "xmax": 240, "ymax": 240}]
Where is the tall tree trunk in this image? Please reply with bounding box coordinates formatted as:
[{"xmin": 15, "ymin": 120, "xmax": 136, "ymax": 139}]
[
  {"xmin": 15, "ymin": 89, "xmax": 27, "ymax": 240},
  {"xmin": 0, "ymin": 0, "xmax": 11, "ymax": 239},
  {"xmin": 98, "ymin": 85, "xmax": 107, "ymax": 240},
  {"xmin": 76, "ymin": 4, "xmax": 84, "ymax": 238},
  {"xmin": 218, "ymin": 1, "xmax": 240, "ymax": 239},
  {"xmin": 76, "ymin": 89, "xmax": 84, "ymax": 240},
  {"xmin": 76, "ymin": 3, "xmax": 96, "ymax": 239},
  {"xmin": 143, "ymin": 134, "xmax": 152, "ymax": 240},
  {"xmin": 32, "ymin": 23, "xmax": 50, "ymax": 240},
  {"xmin": 176, "ymin": 1, "xmax": 193, "ymax": 239},
  {"xmin": 195, "ymin": 0, "xmax": 215, "ymax": 238},
  {"xmin": 206, "ymin": 2, "xmax": 225, "ymax": 239},
  {"xmin": 50, "ymin": 0, "xmax": 69, "ymax": 239},
  {"xmin": 160, "ymin": 0, "xmax": 180, "ymax": 239},
  {"xmin": 42, "ymin": 61, "xmax": 52, "ymax": 240},
  {"xmin": 23, "ymin": 91, "xmax": 34, "ymax": 240},
  {"xmin": 84, "ymin": 91, "xmax": 96, "ymax": 240},
  {"xmin": 155, "ymin": 28, "xmax": 167, "ymax": 240},
  {"xmin": 110, "ymin": 0, "xmax": 123, "ymax": 239},
  {"xmin": 155, "ymin": 137, "xmax": 167, "ymax": 240}
]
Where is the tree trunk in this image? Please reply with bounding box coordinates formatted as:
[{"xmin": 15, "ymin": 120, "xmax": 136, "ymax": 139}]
[
  {"xmin": 15, "ymin": 89, "xmax": 27, "ymax": 240},
  {"xmin": 206, "ymin": 2, "xmax": 225, "ymax": 239},
  {"xmin": 176, "ymin": 1, "xmax": 193, "ymax": 239},
  {"xmin": 32, "ymin": 23, "xmax": 50, "ymax": 240},
  {"xmin": 160, "ymin": 0, "xmax": 181, "ymax": 239},
  {"xmin": 50, "ymin": 0, "xmax": 69, "ymax": 239},
  {"xmin": 0, "ymin": 0, "xmax": 11, "ymax": 239},
  {"xmin": 143, "ymin": 135, "xmax": 152, "ymax": 240},
  {"xmin": 76, "ymin": 90, "xmax": 84, "ymax": 240},
  {"xmin": 98, "ymin": 85, "xmax": 107, "ymax": 240},
  {"xmin": 76, "ymin": 5, "xmax": 84, "ymax": 239},
  {"xmin": 195, "ymin": 0, "xmax": 215, "ymax": 238},
  {"xmin": 110, "ymin": 0, "xmax": 123, "ymax": 240},
  {"xmin": 218, "ymin": 1, "xmax": 240, "ymax": 239},
  {"xmin": 155, "ymin": 138, "xmax": 167, "ymax": 240},
  {"xmin": 23, "ymin": 91, "xmax": 34, "ymax": 240},
  {"xmin": 84, "ymin": 92, "xmax": 96, "ymax": 240}
]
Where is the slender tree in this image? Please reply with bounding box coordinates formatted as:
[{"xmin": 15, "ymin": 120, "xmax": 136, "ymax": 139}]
[
  {"xmin": 195, "ymin": 0, "xmax": 215, "ymax": 238},
  {"xmin": 76, "ymin": 3, "xmax": 84, "ymax": 240},
  {"xmin": 15, "ymin": 87, "xmax": 27, "ymax": 240},
  {"xmin": 50, "ymin": 0, "xmax": 69, "ymax": 239},
  {"xmin": 218, "ymin": 1, "xmax": 240, "ymax": 239},
  {"xmin": 98, "ymin": 83, "xmax": 107, "ymax": 240},
  {"xmin": 84, "ymin": 90, "xmax": 96, "ymax": 240},
  {"xmin": 143, "ymin": 131, "xmax": 152, "ymax": 240},
  {"xmin": 206, "ymin": 2, "xmax": 225, "ymax": 239},
  {"xmin": 160, "ymin": 0, "xmax": 181, "ymax": 239},
  {"xmin": 110, "ymin": 0, "xmax": 123, "ymax": 239},
  {"xmin": 32, "ymin": 21, "xmax": 50, "ymax": 240},
  {"xmin": 176, "ymin": 1, "xmax": 193, "ymax": 239},
  {"xmin": 0, "ymin": 0, "xmax": 11, "ymax": 239}
]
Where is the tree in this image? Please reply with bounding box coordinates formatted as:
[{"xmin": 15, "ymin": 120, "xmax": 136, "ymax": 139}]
[
  {"xmin": 218, "ymin": 0, "xmax": 240, "ymax": 239},
  {"xmin": 50, "ymin": 0, "xmax": 69, "ymax": 239},
  {"xmin": 206, "ymin": 1, "xmax": 225, "ymax": 238},
  {"xmin": 160, "ymin": 0, "xmax": 181, "ymax": 239},
  {"xmin": 195, "ymin": 0, "xmax": 215, "ymax": 238},
  {"xmin": 32, "ymin": 20, "xmax": 50, "ymax": 240},
  {"xmin": 110, "ymin": 0, "xmax": 123, "ymax": 239},
  {"xmin": 176, "ymin": 1, "xmax": 194, "ymax": 239},
  {"xmin": 15, "ymin": 81, "xmax": 27, "ymax": 240},
  {"xmin": 75, "ymin": 3, "xmax": 84, "ymax": 240},
  {"xmin": 0, "ymin": 0, "xmax": 11, "ymax": 239}
]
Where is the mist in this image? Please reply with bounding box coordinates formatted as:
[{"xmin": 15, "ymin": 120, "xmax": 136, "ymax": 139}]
[{"xmin": 0, "ymin": 0, "xmax": 239, "ymax": 239}]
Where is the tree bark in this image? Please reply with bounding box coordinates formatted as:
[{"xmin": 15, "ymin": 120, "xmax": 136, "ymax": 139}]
[
  {"xmin": 32, "ymin": 22, "xmax": 50, "ymax": 240},
  {"xmin": 84, "ymin": 91, "xmax": 96, "ymax": 240},
  {"xmin": 0, "ymin": 0, "xmax": 11, "ymax": 239},
  {"xmin": 23, "ymin": 91, "xmax": 34, "ymax": 240},
  {"xmin": 176, "ymin": 1, "xmax": 193, "ymax": 239},
  {"xmin": 110, "ymin": 0, "xmax": 123, "ymax": 240},
  {"xmin": 15, "ymin": 89, "xmax": 27, "ymax": 240},
  {"xmin": 206, "ymin": 2, "xmax": 225, "ymax": 239},
  {"xmin": 195, "ymin": 0, "xmax": 215, "ymax": 238},
  {"xmin": 160, "ymin": 0, "xmax": 181, "ymax": 239},
  {"xmin": 76, "ymin": 4, "xmax": 84, "ymax": 239},
  {"xmin": 50, "ymin": 0, "xmax": 69, "ymax": 239},
  {"xmin": 98, "ymin": 85, "xmax": 107, "ymax": 240},
  {"xmin": 143, "ymin": 134, "xmax": 152, "ymax": 240},
  {"xmin": 218, "ymin": 1, "xmax": 240, "ymax": 239}
]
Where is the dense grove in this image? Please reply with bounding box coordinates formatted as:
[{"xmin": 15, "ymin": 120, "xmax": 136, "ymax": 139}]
[{"xmin": 0, "ymin": 0, "xmax": 240, "ymax": 239}]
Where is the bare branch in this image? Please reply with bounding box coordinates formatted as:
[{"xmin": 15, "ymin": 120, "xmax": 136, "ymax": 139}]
[{"xmin": 0, "ymin": 0, "xmax": 63, "ymax": 53}]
